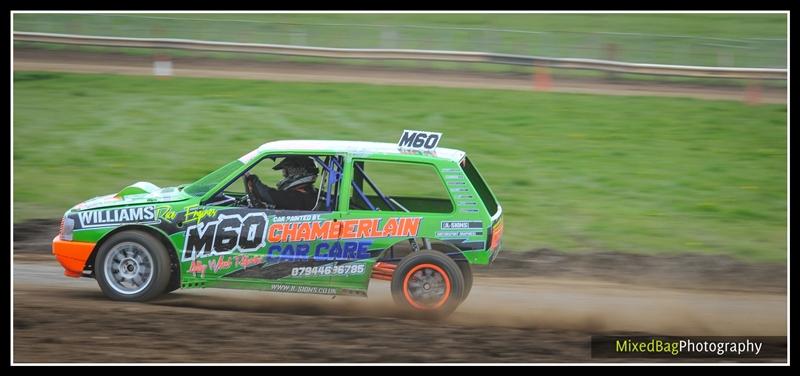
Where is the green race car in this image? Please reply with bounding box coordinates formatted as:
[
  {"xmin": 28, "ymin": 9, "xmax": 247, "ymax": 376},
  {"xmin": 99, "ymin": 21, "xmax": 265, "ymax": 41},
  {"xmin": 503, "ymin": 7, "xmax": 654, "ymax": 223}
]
[{"xmin": 52, "ymin": 131, "xmax": 503, "ymax": 317}]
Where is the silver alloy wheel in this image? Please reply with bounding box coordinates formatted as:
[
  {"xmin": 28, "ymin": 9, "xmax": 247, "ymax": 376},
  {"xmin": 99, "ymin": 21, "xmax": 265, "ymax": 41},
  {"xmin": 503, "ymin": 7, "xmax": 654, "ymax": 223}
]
[
  {"xmin": 103, "ymin": 242, "xmax": 154, "ymax": 295},
  {"xmin": 406, "ymin": 268, "xmax": 447, "ymax": 306}
]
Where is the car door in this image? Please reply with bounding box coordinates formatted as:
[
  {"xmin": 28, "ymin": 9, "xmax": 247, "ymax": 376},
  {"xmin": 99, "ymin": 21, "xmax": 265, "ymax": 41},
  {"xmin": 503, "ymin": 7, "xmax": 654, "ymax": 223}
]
[{"xmin": 179, "ymin": 154, "xmax": 346, "ymax": 295}]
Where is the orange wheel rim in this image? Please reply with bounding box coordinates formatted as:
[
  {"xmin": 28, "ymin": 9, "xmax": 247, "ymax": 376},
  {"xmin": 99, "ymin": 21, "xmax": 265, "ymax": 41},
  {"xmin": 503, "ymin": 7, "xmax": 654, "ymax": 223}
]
[{"xmin": 402, "ymin": 263, "xmax": 451, "ymax": 310}]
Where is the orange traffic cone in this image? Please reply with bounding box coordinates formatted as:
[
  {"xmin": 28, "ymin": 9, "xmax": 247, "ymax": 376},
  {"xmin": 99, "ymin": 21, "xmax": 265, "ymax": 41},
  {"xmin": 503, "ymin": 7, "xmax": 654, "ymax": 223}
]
[
  {"xmin": 534, "ymin": 66, "xmax": 553, "ymax": 91},
  {"xmin": 745, "ymin": 80, "xmax": 762, "ymax": 105}
]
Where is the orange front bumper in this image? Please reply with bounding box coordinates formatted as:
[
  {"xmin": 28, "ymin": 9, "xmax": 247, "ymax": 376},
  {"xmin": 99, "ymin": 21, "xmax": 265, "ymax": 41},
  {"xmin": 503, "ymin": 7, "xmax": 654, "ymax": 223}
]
[{"xmin": 51, "ymin": 236, "xmax": 95, "ymax": 278}]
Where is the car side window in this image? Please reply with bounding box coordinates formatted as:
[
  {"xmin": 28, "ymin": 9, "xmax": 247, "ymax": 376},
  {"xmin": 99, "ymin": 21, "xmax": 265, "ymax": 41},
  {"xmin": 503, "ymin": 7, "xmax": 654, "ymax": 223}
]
[
  {"xmin": 349, "ymin": 160, "xmax": 453, "ymax": 213},
  {"xmin": 211, "ymin": 154, "xmax": 343, "ymax": 212},
  {"xmin": 224, "ymin": 157, "xmax": 284, "ymax": 197}
]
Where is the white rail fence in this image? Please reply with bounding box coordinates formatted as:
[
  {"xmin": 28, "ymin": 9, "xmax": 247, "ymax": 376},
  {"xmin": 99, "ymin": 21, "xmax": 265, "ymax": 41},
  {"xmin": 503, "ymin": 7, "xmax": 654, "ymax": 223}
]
[
  {"xmin": 14, "ymin": 14, "xmax": 787, "ymax": 69},
  {"xmin": 14, "ymin": 32, "xmax": 787, "ymax": 81}
]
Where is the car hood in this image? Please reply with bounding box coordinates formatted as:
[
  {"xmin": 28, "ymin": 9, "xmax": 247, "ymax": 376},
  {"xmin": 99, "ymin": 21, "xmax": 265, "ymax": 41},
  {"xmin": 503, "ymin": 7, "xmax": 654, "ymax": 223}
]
[{"xmin": 71, "ymin": 182, "xmax": 192, "ymax": 211}]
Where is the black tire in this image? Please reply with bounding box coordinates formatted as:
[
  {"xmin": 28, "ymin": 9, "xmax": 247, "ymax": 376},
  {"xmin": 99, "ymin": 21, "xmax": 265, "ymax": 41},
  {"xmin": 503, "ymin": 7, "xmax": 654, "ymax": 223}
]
[
  {"xmin": 456, "ymin": 260, "xmax": 473, "ymax": 303},
  {"xmin": 94, "ymin": 230, "xmax": 172, "ymax": 302},
  {"xmin": 391, "ymin": 250, "xmax": 464, "ymax": 319}
]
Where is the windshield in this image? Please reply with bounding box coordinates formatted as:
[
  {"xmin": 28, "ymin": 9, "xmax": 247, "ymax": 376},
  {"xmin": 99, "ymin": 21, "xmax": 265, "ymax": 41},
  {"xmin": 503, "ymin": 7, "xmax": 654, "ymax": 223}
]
[{"xmin": 183, "ymin": 160, "xmax": 244, "ymax": 197}]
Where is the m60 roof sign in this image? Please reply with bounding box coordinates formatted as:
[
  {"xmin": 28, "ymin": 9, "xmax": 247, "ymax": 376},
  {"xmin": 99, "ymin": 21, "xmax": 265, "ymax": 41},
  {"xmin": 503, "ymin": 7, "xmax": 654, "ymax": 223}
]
[{"xmin": 398, "ymin": 130, "xmax": 442, "ymax": 151}]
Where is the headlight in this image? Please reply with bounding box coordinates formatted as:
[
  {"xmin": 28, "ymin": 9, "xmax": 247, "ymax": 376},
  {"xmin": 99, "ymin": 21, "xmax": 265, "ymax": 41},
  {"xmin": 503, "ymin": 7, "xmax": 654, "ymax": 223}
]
[{"xmin": 61, "ymin": 216, "xmax": 75, "ymax": 241}]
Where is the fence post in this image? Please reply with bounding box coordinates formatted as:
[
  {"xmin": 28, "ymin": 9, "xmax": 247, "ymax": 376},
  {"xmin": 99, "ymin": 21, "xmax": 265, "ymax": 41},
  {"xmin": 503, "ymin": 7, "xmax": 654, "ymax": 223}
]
[{"xmin": 605, "ymin": 42, "xmax": 620, "ymax": 81}]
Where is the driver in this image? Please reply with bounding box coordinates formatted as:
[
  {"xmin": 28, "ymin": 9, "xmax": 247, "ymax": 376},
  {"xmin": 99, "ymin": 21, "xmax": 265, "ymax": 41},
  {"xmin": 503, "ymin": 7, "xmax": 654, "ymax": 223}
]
[{"xmin": 244, "ymin": 156, "xmax": 320, "ymax": 210}]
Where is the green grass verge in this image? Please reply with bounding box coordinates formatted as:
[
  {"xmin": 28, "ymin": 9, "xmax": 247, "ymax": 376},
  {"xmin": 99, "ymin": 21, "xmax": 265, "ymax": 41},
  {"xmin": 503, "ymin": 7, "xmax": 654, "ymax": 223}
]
[{"xmin": 13, "ymin": 72, "xmax": 787, "ymax": 262}]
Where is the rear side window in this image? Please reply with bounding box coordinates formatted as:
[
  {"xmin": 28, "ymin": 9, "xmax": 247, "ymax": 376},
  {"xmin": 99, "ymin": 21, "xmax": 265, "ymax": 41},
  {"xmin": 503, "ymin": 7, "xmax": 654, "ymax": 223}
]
[
  {"xmin": 462, "ymin": 157, "xmax": 498, "ymax": 216},
  {"xmin": 350, "ymin": 160, "xmax": 454, "ymax": 213}
]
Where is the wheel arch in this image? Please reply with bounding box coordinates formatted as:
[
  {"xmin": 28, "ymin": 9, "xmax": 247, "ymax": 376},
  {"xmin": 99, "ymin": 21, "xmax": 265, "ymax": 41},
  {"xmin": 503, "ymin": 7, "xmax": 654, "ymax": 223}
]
[
  {"xmin": 84, "ymin": 225, "xmax": 181, "ymax": 291},
  {"xmin": 376, "ymin": 237, "xmax": 468, "ymax": 262}
]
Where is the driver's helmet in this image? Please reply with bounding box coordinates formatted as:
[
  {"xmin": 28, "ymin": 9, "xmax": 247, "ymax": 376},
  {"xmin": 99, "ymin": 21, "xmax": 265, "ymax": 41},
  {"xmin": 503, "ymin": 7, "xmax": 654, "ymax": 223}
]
[{"xmin": 273, "ymin": 156, "xmax": 319, "ymax": 191}]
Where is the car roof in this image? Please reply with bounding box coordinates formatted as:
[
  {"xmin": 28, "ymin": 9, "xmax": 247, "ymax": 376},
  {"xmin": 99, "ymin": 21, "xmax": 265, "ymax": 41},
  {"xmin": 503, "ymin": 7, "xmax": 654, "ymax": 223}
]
[{"xmin": 239, "ymin": 140, "xmax": 466, "ymax": 164}]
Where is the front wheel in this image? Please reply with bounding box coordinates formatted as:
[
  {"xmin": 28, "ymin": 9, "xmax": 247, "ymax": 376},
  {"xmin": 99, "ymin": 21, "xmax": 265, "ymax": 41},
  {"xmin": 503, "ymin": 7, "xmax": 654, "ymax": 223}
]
[
  {"xmin": 94, "ymin": 230, "xmax": 172, "ymax": 302},
  {"xmin": 391, "ymin": 250, "xmax": 464, "ymax": 319}
]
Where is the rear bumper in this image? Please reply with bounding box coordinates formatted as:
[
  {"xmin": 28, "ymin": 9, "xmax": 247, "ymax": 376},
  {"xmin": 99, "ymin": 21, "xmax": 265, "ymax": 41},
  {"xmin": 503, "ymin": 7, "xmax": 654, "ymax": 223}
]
[
  {"xmin": 489, "ymin": 244, "xmax": 502, "ymax": 263},
  {"xmin": 488, "ymin": 214, "xmax": 504, "ymax": 264},
  {"xmin": 51, "ymin": 236, "xmax": 95, "ymax": 278}
]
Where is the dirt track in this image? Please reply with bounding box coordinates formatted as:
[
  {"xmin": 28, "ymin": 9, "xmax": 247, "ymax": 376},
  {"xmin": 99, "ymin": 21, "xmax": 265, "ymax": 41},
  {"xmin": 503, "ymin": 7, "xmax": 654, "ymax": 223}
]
[
  {"xmin": 12, "ymin": 220, "xmax": 787, "ymax": 363},
  {"xmin": 12, "ymin": 48, "xmax": 787, "ymax": 104}
]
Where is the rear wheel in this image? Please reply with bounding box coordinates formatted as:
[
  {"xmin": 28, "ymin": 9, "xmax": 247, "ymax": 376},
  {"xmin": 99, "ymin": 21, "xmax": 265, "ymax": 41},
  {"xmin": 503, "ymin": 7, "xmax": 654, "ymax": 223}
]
[
  {"xmin": 94, "ymin": 230, "xmax": 171, "ymax": 302},
  {"xmin": 391, "ymin": 250, "xmax": 464, "ymax": 319}
]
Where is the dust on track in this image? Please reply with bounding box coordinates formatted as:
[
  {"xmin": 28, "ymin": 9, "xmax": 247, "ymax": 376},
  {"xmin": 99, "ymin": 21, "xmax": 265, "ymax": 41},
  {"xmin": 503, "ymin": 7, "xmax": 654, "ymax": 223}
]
[{"xmin": 14, "ymin": 281, "xmax": 593, "ymax": 363}]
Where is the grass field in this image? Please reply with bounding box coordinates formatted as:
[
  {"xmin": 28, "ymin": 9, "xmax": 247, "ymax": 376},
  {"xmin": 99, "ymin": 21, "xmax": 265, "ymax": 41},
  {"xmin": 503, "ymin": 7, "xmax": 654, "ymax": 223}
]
[
  {"xmin": 14, "ymin": 13, "xmax": 787, "ymax": 67},
  {"xmin": 15, "ymin": 13, "xmax": 787, "ymax": 38},
  {"xmin": 13, "ymin": 72, "xmax": 787, "ymax": 262}
]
